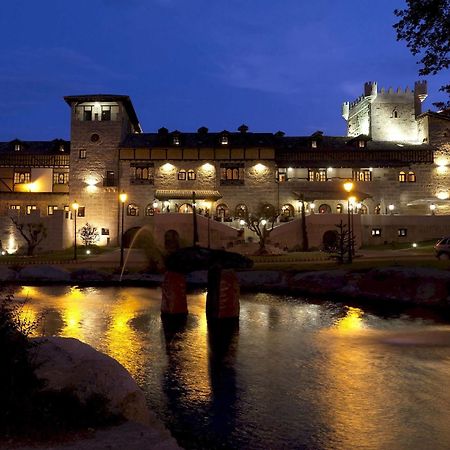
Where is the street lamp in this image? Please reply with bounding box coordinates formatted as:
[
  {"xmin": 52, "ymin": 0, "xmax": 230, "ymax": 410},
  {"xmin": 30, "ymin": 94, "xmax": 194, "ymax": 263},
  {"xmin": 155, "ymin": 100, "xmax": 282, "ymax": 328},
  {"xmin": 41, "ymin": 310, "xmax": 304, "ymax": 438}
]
[
  {"xmin": 343, "ymin": 181, "xmax": 354, "ymax": 263},
  {"xmin": 388, "ymin": 204, "xmax": 395, "ymax": 214},
  {"xmin": 119, "ymin": 192, "xmax": 127, "ymax": 270},
  {"xmin": 430, "ymin": 203, "xmax": 436, "ymax": 215},
  {"xmin": 72, "ymin": 201, "xmax": 79, "ymax": 260}
]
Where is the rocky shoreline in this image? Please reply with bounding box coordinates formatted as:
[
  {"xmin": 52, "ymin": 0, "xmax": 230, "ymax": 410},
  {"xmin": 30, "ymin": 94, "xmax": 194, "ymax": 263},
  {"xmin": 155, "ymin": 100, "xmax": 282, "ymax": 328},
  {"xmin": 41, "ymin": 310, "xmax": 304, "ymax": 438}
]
[{"xmin": 2, "ymin": 264, "xmax": 450, "ymax": 308}]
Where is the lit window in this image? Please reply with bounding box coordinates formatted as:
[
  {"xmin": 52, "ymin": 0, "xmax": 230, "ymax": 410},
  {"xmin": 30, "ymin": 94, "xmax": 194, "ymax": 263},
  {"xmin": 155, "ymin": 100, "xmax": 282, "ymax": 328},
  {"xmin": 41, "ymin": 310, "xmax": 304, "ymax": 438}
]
[
  {"xmin": 77, "ymin": 207, "xmax": 85, "ymax": 217},
  {"xmin": 358, "ymin": 140, "xmax": 366, "ymax": 148},
  {"xmin": 53, "ymin": 172, "xmax": 69, "ymax": 184},
  {"xmin": 145, "ymin": 204, "xmax": 155, "ymax": 216},
  {"xmin": 48, "ymin": 205, "xmax": 58, "ymax": 215},
  {"xmin": 221, "ymin": 135, "xmax": 228, "ymax": 145},
  {"xmin": 173, "ymin": 136, "xmax": 180, "ymax": 145},
  {"xmin": 104, "ymin": 171, "xmax": 116, "ymax": 187},
  {"xmin": 83, "ymin": 106, "xmax": 92, "ymax": 121},
  {"xmin": 79, "ymin": 149, "xmax": 86, "ymax": 159},
  {"xmin": 131, "ymin": 163, "xmax": 154, "ymax": 184},
  {"xmin": 336, "ymin": 204, "xmax": 343, "ymax": 214},
  {"xmin": 26, "ymin": 205, "xmax": 37, "ymax": 215},
  {"xmin": 371, "ymin": 228, "xmax": 381, "ymax": 236},
  {"xmin": 127, "ymin": 203, "xmax": 139, "ymax": 216},
  {"xmin": 277, "ymin": 168, "xmax": 287, "ymax": 182},
  {"xmin": 311, "ymin": 140, "xmax": 317, "ymax": 148},
  {"xmin": 398, "ymin": 171, "xmax": 407, "ymax": 182},
  {"xmin": 14, "ymin": 143, "xmax": 21, "ymax": 151},
  {"xmin": 10, "ymin": 205, "xmax": 20, "ymax": 211},
  {"xmin": 101, "ymin": 228, "xmax": 110, "ymax": 235},
  {"xmin": 101, "ymin": 106, "xmax": 111, "ymax": 121},
  {"xmin": 353, "ymin": 169, "xmax": 372, "ymax": 181},
  {"xmin": 59, "ymin": 144, "xmax": 65, "ymax": 152},
  {"xmin": 220, "ymin": 163, "xmax": 244, "ymax": 185},
  {"xmin": 408, "ymin": 171, "xmax": 416, "ymax": 182},
  {"xmin": 187, "ymin": 169, "xmax": 196, "ymax": 180},
  {"xmin": 308, "ymin": 169, "xmax": 327, "ymax": 182},
  {"xmin": 14, "ymin": 172, "xmax": 31, "ymax": 184},
  {"xmin": 178, "ymin": 170, "xmax": 186, "ymax": 180},
  {"xmin": 398, "ymin": 228, "xmax": 407, "ymax": 237}
]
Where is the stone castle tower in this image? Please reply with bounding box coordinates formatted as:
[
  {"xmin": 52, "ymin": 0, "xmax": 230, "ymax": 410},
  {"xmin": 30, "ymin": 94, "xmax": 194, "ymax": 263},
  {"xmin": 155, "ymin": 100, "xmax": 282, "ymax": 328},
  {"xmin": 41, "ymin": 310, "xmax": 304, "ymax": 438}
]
[
  {"xmin": 342, "ymin": 81, "xmax": 428, "ymax": 142},
  {"xmin": 64, "ymin": 95, "xmax": 141, "ymax": 244}
]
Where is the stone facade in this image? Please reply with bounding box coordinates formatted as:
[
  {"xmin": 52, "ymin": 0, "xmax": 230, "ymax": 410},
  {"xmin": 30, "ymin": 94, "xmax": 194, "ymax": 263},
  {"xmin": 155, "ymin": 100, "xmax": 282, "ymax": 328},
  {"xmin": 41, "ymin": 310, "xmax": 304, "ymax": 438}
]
[{"xmin": 0, "ymin": 82, "xmax": 449, "ymax": 254}]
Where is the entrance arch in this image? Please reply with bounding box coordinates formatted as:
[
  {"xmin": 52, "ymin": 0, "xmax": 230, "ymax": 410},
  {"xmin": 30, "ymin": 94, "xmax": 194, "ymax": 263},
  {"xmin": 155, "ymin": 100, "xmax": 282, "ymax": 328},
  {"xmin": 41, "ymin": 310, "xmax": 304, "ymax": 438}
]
[{"xmin": 122, "ymin": 227, "xmax": 142, "ymax": 248}]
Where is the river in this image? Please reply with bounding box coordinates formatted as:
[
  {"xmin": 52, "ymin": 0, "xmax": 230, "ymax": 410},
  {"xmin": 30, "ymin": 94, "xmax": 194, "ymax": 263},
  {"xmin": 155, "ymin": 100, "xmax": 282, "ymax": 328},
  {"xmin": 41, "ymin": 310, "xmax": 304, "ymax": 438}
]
[{"xmin": 15, "ymin": 285, "xmax": 450, "ymax": 449}]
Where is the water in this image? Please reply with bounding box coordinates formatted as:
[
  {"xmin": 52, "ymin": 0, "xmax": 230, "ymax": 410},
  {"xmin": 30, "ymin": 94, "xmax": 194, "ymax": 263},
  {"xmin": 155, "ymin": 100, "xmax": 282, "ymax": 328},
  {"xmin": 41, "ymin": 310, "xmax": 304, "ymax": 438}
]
[{"xmin": 15, "ymin": 285, "xmax": 450, "ymax": 449}]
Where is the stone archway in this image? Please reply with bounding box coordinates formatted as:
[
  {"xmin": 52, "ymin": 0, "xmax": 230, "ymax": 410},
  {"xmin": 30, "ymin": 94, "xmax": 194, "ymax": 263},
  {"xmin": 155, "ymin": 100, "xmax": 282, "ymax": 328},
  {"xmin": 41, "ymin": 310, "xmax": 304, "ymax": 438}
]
[{"xmin": 122, "ymin": 227, "xmax": 141, "ymax": 248}]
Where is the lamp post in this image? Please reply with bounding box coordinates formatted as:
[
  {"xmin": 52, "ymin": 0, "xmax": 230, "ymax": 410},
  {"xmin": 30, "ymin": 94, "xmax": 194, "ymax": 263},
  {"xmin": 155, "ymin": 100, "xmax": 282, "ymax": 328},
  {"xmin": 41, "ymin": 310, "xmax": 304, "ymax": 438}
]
[
  {"xmin": 343, "ymin": 181, "xmax": 354, "ymax": 263},
  {"xmin": 72, "ymin": 201, "xmax": 79, "ymax": 260},
  {"xmin": 119, "ymin": 192, "xmax": 127, "ymax": 270}
]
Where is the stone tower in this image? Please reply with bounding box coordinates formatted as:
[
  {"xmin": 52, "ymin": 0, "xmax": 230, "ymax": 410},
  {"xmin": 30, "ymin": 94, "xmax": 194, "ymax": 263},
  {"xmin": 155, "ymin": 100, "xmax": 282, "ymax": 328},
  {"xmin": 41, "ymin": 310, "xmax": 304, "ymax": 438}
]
[
  {"xmin": 64, "ymin": 95, "xmax": 142, "ymax": 245},
  {"xmin": 342, "ymin": 81, "xmax": 428, "ymax": 142}
]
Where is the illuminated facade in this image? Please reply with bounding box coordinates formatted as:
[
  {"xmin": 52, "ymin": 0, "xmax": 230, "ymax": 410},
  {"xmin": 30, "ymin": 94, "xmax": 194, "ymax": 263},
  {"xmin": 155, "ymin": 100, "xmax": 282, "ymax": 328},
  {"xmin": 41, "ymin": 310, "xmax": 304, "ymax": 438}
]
[{"xmin": 0, "ymin": 81, "xmax": 449, "ymax": 253}]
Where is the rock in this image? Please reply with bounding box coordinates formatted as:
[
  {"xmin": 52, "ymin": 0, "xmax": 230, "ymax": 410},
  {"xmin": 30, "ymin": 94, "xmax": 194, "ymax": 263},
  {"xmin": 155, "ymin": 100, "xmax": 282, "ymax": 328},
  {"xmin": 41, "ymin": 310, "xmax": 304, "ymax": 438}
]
[
  {"xmin": 70, "ymin": 268, "xmax": 111, "ymax": 282},
  {"xmin": 31, "ymin": 337, "xmax": 153, "ymax": 426},
  {"xmin": 288, "ymin": 270, "xmax": 350, "ymax": 295},
  {"xmin": 0, "ymin": 266, "xmax": 17, "ymax": 281},
  {"xmin": 237, "ymin": 270, "xmax": 285, "ymax": 288},
  {"xmin": 19, "ymin": 265, "xmax": 71, "ymax": 282}
]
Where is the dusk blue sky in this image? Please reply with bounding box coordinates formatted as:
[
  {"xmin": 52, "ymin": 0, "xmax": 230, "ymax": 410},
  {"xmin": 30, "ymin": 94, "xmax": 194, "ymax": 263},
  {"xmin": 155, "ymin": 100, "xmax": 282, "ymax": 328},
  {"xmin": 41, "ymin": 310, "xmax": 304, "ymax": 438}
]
[{"xmin": 0, "ymin": 0, "xmax": 448, "ymax": 141}]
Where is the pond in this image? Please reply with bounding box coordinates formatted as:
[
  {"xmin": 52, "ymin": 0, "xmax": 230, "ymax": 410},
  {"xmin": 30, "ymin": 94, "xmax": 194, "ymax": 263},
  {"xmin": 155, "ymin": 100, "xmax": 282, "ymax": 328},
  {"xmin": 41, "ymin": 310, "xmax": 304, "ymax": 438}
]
[{"xmin": 15, "ymin": 285, "xmax": 450, "ymax": 449}]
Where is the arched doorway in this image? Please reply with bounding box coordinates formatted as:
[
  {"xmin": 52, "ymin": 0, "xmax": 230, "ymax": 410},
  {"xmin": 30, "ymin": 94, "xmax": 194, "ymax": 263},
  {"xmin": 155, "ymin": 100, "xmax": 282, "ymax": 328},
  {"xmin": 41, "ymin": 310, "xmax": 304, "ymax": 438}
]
[
  {"xmin": 179, "ymin": 203, "xmax": 193, "ymax": 214},
  {"xmin": 261, "ymin": 203, "xmax": 276, "ymax": 218},
  {"xmin": 319, "ymin": 204, "xmax": 331, "ymax": 214},
  {"xmin": 235, "ymin": 203, "xmax": 248, "ymax": 219},
  {"xmin": 336, "ymin": 204, "xmax": 343, "ymax": 214},
  {"xmin": 281, "ymin": 204, "xmax": 295, "ymax": 218},
  {"xmin": 216, "ymin": 203, "xmax": 229, "ymax": 220},
  {"xmin": 122, "ymin": 226, "xmax": 154, "ymax": 248},
  {"xmin": 322, "ymin": 230, "xmax": 338, "ymax": 251}
]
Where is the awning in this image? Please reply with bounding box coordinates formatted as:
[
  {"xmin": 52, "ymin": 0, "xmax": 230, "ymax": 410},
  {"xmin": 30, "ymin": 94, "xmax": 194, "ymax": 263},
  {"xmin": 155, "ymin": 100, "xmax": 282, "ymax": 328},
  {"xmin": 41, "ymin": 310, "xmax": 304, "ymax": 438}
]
[{"xmin": 155, "ymin": 190, "xmax": 223, "ymax": 201}]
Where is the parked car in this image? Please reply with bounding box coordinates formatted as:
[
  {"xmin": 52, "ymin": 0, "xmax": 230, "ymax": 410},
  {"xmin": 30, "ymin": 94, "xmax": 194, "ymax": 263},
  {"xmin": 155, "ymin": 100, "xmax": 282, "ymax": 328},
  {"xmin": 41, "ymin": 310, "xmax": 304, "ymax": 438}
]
[{"xmin": 434, "ymin": 237, "xmax": 450, "ymax": 259}]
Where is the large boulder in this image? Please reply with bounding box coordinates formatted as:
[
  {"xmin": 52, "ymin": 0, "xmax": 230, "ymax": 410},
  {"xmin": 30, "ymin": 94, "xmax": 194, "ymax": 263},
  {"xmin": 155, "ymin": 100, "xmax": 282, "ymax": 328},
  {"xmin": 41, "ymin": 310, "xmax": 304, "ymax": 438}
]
[
  {"xmin": 19, "ymin": 265, "xmax": 71, "ymax": 282},
  {"xmin": 31, "ymin": 337, "xmax": 153, "ymax": 426}
]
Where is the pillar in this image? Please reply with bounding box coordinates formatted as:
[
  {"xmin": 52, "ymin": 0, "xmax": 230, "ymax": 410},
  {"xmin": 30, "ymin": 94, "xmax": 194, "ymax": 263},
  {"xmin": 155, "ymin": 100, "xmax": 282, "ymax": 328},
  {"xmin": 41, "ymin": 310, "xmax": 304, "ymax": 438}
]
[
  {"xmin": 206, "ymin": 268, "xmax": 240, "ymax": 320},
  {"xmin": 161, "ymin": 271, "xmax": 188, "ymax": 316}
]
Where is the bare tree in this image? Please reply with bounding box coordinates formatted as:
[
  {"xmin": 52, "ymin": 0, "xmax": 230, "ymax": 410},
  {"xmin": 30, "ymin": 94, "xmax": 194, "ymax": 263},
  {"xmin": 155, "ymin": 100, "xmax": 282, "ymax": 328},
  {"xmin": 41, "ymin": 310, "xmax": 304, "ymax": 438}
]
[
  {"xmin": 10, "ymin": 217, "xmax": 47, "ymax": 256},
  {"xmin": 78, "ymin": 223, "xmax": 100, "ymax": 246},
  {"xmin": 244, "ymin": 204, "xmax": 278, "ymax": 255}
]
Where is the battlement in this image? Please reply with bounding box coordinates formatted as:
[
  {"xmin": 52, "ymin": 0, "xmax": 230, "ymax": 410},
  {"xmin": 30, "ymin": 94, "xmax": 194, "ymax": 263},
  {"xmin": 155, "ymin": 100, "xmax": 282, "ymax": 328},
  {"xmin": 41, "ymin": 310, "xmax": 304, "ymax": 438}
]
[{"xmin": 345, "ymin": 80, "xmax": 428, "ymax": 111}]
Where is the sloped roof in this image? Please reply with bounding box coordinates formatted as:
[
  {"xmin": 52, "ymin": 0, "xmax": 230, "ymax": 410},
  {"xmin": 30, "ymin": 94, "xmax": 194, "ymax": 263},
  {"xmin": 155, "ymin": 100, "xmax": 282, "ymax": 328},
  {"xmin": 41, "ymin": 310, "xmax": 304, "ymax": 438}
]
[{"xmin": 0, "ymin": 139, "xmax": 70, "ymax": 155}]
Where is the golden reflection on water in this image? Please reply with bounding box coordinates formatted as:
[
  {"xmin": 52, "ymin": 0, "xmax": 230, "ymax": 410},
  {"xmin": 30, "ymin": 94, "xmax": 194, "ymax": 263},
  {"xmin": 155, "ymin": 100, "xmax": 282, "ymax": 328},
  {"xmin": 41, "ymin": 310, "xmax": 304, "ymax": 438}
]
[
  {"xmin": 104, "ymin": 292, "xmax": 146, "ymax": 379},
  {"xmin": 334, "ymin": 306, "xmax": 365, "ymax": 332}
]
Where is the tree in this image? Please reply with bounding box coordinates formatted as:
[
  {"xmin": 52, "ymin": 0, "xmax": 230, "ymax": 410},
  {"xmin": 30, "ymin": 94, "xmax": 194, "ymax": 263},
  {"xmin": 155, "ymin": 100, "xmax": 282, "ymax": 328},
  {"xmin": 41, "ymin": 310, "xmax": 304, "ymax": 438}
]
[
  {"xmin": 10, "ymin": 217, "xmax": 47, "ymax": 256},
  {"xmin": 78, "ymin": 223, "xmax": 100, "ymax": 246},
  {"xmin": 298, "ymin": 195, "xmax": 309, "ymax": 251},
  {"xmin": 394, "ymin": 0, "xmax": 450, "ymax": 107},
  {"xmin": 322, "ymin": 220, "xmax": 349, "ymax": 264},
  {"xmin": 244, "ymin": 204, "xmax": 278, "ymax": 255}
]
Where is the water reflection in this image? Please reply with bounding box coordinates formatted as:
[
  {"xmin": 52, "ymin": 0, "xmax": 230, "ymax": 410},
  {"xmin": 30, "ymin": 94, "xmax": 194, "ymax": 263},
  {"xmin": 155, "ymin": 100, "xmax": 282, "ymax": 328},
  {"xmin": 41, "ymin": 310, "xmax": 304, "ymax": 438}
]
[{"xmin": 14, "ymin": 286, "xmax": 450, "ymax": 449}]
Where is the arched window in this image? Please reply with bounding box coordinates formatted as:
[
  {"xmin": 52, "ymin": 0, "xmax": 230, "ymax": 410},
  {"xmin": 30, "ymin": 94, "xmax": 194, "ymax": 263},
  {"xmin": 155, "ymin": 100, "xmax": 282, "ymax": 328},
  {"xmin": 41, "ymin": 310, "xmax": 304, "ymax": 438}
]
[
  {"xmin": 336, "ymin": 204, "xmax": 343, "ymax": 214},
  {"xmin": 187, "ymin": 169, "xmax": 196, "ymax": 180},
  {"xmin": 281, "ymin": 204, "xmax": 295, "ymax": 217},
  {"xmin": 145, "ymin": 204, "xmax": 154, "ymax": 216},
  {"xmin": 374, "ymin": 204, "xmax": 381, "ymax": 215},
  {"xmin": 178, "ymin": 169, "xmax": 186, "ymax": 180},
  {"xmin": 318, "ymin": 204, "xmax": 331, "ymax": 214},
  {"xmin": 216, "ymin": 203, "xmax": 229, "ymax": 220},
  {"xmin": 179, "ymin": 203, "xmax": 193, "ymax": 214},
  {"xmin": 359, "ymin": 204, "xmax": 368, "ymax": 214},
  {"xmin": 408, "ymin": 171, "xmax": 416, "ymax": 182},
  {"xmin": 127, "ymin": 203, "xmax": 139, "ymax": 216},
  {"xmin": 235, "ymin": 204, "xmax": 248, "ymax": 219},
  {"xmin": 398, "ymin": 171, "xmax": 407, "ymax": 182}
]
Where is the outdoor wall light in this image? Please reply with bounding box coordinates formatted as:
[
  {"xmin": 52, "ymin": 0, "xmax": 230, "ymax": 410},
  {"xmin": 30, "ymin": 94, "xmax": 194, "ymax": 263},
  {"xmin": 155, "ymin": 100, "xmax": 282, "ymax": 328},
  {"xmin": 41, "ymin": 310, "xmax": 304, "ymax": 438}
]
[
  {"xmin": 254, "ymin": 163, "xmax": 266, "ymax": 172},
  {"xmin": 430, "ymin": 203, "xmax": 436, "ymax": 214},
  {"xmin": 310, "ymin": 203, "xmax": 316, "ymax": 210},
  {"xmin": 388, "ymin": 204, "xmax": 395, "ymax": 213},
  {"xmin": 412, "ymin": 243, "xmax": 418, "ymax": 248},
  {"xmin": 437, "ymin": 191, "xmax": 449, "ymax": 200},
  {"xmin": 343, "ymin": 181, "xmax": 353, "ymax": 193}
]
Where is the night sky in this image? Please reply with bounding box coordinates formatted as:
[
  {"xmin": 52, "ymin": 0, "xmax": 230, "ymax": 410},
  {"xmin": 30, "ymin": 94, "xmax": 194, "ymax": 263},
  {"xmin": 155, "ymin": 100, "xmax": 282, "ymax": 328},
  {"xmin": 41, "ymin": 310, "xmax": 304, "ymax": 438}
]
[{"xmin": 0, "ymin": 0, "xmax": 448, "ymax": 141}]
